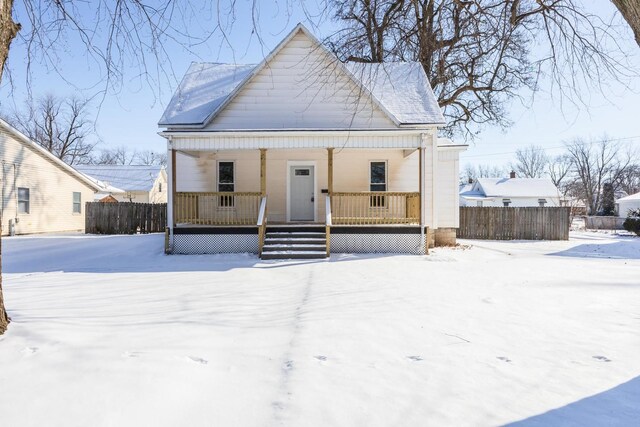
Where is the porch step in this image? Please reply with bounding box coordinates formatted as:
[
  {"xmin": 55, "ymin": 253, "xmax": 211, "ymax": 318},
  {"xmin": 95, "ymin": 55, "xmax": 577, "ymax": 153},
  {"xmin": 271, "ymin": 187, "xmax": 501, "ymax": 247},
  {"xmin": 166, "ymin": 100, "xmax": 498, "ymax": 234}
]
[
  {"xmin": 261, "ymin": 226, "xmax": 328, "ymax": 260},
  {"xmin": 262, "ymin": 244, "xmax": 326, "ymax": 252},
  {"xmin": 264, "ymin": 238, "xmax": 326, "ymax": 245},
  {"xmin": 261, "ymin": 251, "xmax": 327, "ymax": 260},
  {"xmin": 266, "ymin": 232, "xmax": 326, "ymax": 239}
]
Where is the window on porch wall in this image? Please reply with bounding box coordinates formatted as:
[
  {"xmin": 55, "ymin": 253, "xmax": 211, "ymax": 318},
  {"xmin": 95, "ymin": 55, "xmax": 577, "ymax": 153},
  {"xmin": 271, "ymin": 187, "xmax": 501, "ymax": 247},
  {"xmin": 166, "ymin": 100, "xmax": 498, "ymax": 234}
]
[
  {"xmin": 218, "ymin": 161, "xmax": 235, "ymax": 207},
  {"xmin": 369, "ymin": 161, "xmax": 387, "ymax": 207}
]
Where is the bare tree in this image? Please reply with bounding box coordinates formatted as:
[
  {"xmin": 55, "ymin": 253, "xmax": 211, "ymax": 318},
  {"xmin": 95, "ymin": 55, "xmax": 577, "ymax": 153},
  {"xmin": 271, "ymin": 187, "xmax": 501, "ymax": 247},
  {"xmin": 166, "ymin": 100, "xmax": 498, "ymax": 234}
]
[
  {"xmin": 617, "ymin": 164, "xmax": 640, "ymax": 196},
  {"xmin": 461, "ymin": 163, "xmax": 506, "ymax": 183},
  {"xmin": 512, "ymin": 145, "xmax": 549, "ymax": 178},
  {"xmin": 612, "ymin": 0, "xmax": 640, "ymax": 46},
  {"xmin": 6, "ymin": 95, "xmax": 98, "ymax": 165},
  {"xmin": 91, "ymin": 146, "xmax": 134, "ymax": 165},
  {"xmin": 565, "ymin": 138, "xmax": 634, "ymax": 215},
  {"xmin": 548, "ymin": 154, "xmax": 573, "ymax": 195},
  {"xmin": 133, "ymin": 150, "xmax": 168, "ymax": 166},
  {"xmin": 0, "ymin": 0, "xmax": 229, "ymax": 335},
  {"xmin": 327, "ymin": 0, "xmax": 636, "ymax": 136}
]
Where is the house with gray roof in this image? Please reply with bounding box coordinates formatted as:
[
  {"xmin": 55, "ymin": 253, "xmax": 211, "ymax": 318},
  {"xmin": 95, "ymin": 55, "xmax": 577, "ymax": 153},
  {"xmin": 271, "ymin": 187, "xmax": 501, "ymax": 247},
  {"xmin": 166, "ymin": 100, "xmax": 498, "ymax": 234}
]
[
  {"xmin": 460, "ymin": 173, "xmax": 561, "ymax": 207},
  {"xmin": 158, "ymin": 24, "xmax": 467, "ymax": 258},
  {"xmin": 76, "ymin": 165, "xmax": 167, "ymax": 204}
]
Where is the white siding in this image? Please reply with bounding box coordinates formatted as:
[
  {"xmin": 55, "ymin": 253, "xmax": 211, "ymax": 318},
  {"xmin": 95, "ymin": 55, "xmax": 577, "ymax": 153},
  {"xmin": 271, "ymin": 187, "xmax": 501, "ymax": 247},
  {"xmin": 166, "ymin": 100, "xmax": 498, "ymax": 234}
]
[
  {"xmin": 617, "ymin": 198, "xmax": 640, "ymax": 217},
  {"xmin": 1, "ymin": 128, "xmax": 96, "ymax": 235},
  {"xmin": 206, "ymin": 31, "xmax": 395, "ymax": 130},
  {"xmin": 461, "ymin": 196, "xmax": 561, "ymax": 207},
  {"xmin": 149, "ymin": 171, "xmax": 168, "ymax": 203},
  {"xmin": 436, "ymin": 150, "xmax": 460, "ymax": 228}
]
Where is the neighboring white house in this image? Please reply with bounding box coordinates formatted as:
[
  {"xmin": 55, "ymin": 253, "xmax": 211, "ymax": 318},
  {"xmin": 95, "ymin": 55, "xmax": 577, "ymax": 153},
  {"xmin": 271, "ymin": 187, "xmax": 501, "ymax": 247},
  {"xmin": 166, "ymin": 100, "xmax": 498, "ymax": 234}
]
[
  {"xmin": 460, "ymin": 175, "xmax": 561, "ymax": 207},
  {"xmin": 0, "ymin": 118, "xmax": 102, "ymax": 236},
  {"xmin": 75, "ymin": 165, "xmax": 167, "ymax": 203},
  {"xmin": 616, "ymin": 192, "xmax": 640, "ymax": 217},
  {"xmin": 158, "ymin": 24, "xmax": 467, "ymax": 258}
]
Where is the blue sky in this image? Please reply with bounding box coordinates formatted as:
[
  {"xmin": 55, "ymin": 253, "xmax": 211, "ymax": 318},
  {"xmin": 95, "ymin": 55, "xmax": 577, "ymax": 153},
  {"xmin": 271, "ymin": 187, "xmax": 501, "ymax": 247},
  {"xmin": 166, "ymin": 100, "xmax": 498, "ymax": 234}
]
[{"xmin": 1, "ymin": 1, "xmax": 638, "ymax": 170}]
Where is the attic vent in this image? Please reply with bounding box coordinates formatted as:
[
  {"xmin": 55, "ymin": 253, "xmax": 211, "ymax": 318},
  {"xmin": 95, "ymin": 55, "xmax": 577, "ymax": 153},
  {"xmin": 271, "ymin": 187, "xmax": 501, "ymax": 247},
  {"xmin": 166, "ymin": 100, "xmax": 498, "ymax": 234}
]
[
  {"xmin": 538, "ymin": 198, "xmax": 547, "ymax": 207},
  {"xmin": 502, "ymin": 198, "xmax": 511, "ymax": 207}
]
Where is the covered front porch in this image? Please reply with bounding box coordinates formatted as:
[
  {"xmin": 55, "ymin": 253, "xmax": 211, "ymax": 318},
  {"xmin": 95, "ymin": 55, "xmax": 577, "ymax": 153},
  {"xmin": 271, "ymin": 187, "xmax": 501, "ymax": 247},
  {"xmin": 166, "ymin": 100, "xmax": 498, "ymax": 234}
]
[{"xmin": 165, "ymin": 130, "xmax": 436, "ymax": 257}]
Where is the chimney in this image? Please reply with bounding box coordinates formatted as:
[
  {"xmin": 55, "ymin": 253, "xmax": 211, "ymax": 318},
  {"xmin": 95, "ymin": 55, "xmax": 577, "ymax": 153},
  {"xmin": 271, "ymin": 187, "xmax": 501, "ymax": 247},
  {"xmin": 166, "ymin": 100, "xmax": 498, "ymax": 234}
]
[
  {"xmin": 468, "ymin": 177, "xmax": 473, "ymax": 184},
  {"xmin": 509, "ymin": 171, "xmax": 516, "ymax": 179}
]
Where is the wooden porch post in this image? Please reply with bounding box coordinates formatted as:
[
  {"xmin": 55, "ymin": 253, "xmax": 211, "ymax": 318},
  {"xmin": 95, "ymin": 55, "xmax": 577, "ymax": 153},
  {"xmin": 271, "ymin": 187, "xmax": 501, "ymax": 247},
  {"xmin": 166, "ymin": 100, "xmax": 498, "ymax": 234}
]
[
  {"xmin": 327, "ymin": 148, "xmax": 334, "ymax": 195},
  {"xmin": 419, "ymin": 146, "xmax": 428, "ymax": 254},
  {"xmin": 171, "ymin": 148, "xmax": 177, "ymax": 227},
  {"xmin": 260, "ymin": 149, "xmax": 267, "ymax": 196}
]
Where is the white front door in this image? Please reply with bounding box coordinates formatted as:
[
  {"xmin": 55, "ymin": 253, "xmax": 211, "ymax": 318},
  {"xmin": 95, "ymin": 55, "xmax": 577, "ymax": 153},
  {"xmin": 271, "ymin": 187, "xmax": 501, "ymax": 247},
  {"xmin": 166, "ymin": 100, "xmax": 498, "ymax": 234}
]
[{"xmin": 289, "ymin": 165, "xmax": 315, "ymax": 221}]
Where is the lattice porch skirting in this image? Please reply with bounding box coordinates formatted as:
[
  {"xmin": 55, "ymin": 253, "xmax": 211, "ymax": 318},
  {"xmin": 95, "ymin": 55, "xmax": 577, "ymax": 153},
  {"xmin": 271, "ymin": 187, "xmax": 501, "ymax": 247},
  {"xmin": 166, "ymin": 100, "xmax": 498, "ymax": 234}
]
[{"xmin": 172, "ymin": 227, "xmax": 258, "ymax": 254}]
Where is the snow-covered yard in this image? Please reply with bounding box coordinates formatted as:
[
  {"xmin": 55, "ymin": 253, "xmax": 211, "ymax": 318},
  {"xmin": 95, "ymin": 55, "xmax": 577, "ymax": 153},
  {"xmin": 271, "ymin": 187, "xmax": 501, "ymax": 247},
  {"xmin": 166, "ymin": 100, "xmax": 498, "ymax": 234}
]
[{"xmin": 1, "ymin": 232, "xmax": 639, "ymax": 427}]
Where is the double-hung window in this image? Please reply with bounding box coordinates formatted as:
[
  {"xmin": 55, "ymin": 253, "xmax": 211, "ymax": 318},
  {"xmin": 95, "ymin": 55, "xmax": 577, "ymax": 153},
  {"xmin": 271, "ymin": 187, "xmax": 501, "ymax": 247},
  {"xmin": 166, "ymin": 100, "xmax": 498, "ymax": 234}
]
[
  {"xmin": 73, "ymin": 192, "xmax": 82, "ymax": 213},
  {"xmin": 218, "ymin": 161, "xmax": 235, "ymax": 207},
  {"xmin": 369, "ymin": 161, "xmax": 387, "ymax": 207},
  {"xmin": 18, "ymin": 187, "xmax": 30, "ymax": 214}
]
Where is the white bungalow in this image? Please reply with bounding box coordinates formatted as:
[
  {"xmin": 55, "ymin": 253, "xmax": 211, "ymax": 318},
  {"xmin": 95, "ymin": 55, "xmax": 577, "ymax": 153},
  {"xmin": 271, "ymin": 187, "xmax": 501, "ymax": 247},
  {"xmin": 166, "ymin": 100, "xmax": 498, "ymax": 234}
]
[
  {"xmin": 159, "ymin": 24, "xmax": 467, "ymax": 258},
  {"xmin": 0, "ymin": 118, "xmax": 102, "ymax": 235},
  {"xmin": 616, "ymin": 192, "xmax": 640, "ymax": 218},
  {"xmin": 460, "ymin": 174, "xmax": 561, "ymax": 208}
]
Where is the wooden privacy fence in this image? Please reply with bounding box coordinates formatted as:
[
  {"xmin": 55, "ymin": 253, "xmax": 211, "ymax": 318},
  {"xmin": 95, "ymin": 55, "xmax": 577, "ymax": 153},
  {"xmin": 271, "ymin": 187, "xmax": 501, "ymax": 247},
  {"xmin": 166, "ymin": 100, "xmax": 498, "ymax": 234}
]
[
  {"xmin": 457, "ymin": 207, "xmax": 570, "ymax": 240},
  {"xmin": 85, "ymin": 202, "xmax": 167, "ymax": 234}
]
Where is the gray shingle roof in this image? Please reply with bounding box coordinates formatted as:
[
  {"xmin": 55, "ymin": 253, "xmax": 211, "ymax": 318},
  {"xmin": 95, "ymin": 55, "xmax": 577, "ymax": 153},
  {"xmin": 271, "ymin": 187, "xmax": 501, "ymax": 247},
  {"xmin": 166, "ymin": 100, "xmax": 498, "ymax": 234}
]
[{"xmin": 75, "ymin": 165, "xmax": 164, "ymax": 192}]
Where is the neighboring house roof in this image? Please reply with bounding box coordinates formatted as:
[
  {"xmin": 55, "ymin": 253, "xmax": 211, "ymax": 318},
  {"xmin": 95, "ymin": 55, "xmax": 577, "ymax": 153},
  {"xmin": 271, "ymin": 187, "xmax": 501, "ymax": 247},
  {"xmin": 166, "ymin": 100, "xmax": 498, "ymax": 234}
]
[
  {"xmin": 159, "ymin": 23, "xmax": 445, "ymax": 128},
  {"xmin": 0, "ymin": 118, "xmax": 103, "ymax": 192},
  {"xmin": 75, "ymin": 165, "xmax": 164, "ymax": 193},
  {"xmin": 617, "ymin": 191, "xmax": 640, "ymax": 202},
  {"xmin": 461, "ymin": 178, "xmax": 560, "ymax": 199}
]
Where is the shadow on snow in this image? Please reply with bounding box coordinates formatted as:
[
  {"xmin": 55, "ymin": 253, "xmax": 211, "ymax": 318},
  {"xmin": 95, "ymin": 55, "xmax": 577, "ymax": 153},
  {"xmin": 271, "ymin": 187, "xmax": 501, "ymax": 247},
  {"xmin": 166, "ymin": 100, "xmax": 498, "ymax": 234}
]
[
  {"xmin": 2, "ymin": 233, "xmax": 408, "ymax": 274},
  {"xmin": 505, "ymin": 375, "xmax": 640, "ymax": 427}
]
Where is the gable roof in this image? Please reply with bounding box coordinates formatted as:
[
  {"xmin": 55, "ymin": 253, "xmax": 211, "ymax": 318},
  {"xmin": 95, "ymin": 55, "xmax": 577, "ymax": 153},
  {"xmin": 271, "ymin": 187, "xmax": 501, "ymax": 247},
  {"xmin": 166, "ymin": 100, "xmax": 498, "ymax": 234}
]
[
  {"xmin": 0, "ymin": 118, "xmax": 102, "ymax": 191},
  {"xmin": 345, "ymin": 62, "xmax": 444, "ymax": 124},
  {"xmin": 159, "ymin": 23, "xmax": 445, "ymax": 128},
  {"xmin": 75, "ymin": 165, "xmax": 164, "ymax": 192},
  {"xmin": 617, "ymin": 191, "xmax": 640, "ymax": 202},
  {"xmin": 471, "ymin": 178, "xmax": 560, "ymax": 198}
]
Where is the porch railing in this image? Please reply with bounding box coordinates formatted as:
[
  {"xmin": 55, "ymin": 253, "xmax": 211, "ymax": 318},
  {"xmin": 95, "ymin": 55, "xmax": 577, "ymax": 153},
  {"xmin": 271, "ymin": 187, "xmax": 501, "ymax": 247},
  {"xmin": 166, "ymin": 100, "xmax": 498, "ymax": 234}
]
[
  {"xmin": 330, "ymin": 192, "xmax": 420, "ymax": 225},
  {"xmin": 257, "ymin": 196, "xmax": 268, "ymax": 255},
  {"xmin": 175, "ymin": 192, "xmax": 261, "ymax": 225}
]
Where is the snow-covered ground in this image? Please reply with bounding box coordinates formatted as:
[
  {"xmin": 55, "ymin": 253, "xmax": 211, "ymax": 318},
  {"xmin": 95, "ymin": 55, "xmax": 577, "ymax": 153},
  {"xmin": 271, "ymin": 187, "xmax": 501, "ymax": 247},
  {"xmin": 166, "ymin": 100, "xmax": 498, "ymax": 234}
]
[{"xmin": 1, "ymin": 232, "xmax": 639, "ymax": 427}]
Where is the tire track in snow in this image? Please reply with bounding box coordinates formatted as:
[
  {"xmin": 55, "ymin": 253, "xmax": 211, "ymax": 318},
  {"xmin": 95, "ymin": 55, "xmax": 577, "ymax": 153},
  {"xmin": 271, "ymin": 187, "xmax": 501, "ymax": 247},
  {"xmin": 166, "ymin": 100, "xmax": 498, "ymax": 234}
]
[{"xmin": 271, "ymin": 266, "xmax": 315, "ymax": 425}]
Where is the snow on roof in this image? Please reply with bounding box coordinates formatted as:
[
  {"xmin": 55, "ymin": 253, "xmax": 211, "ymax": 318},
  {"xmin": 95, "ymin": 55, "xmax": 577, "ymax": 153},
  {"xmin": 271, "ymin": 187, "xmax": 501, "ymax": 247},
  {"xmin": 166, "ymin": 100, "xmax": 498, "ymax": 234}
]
[
  {"xmin": 345, "ymin": 62, "xmax": 445, "ymax": 125},
  {"xmin": 159, "ymin": 24, "xmax": 444, "ymax": 128},
  {"xmin": 75, "ymin": 165, "xmax": 164, "ymax": 192},
  {"xmin": 617, "ymin": 191, "xmax": 640, "ymax": 202},
  {"xmin": 475, "ymin": 178, "xmax": 560, "ymax": 198},
  {"xmin": 158, "ymin": 63, "xmax": 255, "ymax": 126}
]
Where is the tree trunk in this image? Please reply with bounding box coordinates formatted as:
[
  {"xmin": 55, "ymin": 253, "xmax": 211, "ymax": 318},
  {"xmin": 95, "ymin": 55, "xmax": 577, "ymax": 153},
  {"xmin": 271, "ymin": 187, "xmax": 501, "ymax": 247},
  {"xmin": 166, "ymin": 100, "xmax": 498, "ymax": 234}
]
[
  {"xmin": 0, "ymin": 0, "xmax": 20, "ymax": 335},
  {"xmin": 612, "ymin": 0, "xmax": 640, "ymax": 46},
  {"xmin": 0, "ymin": 226, "xmax": 9, "ymax": 335}
]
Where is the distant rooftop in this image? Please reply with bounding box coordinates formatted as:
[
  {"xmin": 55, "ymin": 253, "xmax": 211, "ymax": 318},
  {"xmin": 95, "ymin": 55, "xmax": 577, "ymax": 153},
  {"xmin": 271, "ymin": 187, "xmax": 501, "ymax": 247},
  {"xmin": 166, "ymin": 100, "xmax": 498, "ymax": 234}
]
[{"xmin": 75, "ymin": 165, "xmax": 164, "ymax": 192}]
